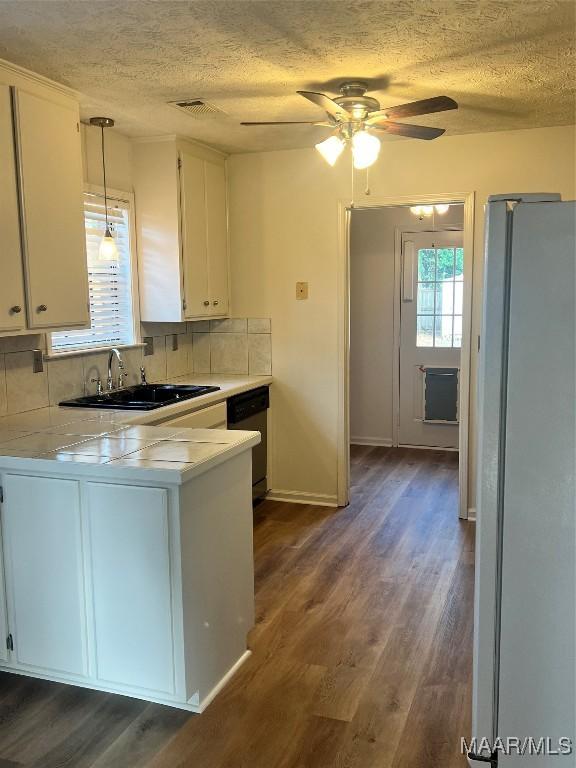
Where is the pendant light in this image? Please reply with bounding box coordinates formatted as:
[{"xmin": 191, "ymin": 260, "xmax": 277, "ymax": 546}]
[{"xmin": 89, "ymin": 116, "xmax": 118, "ymax": 261}]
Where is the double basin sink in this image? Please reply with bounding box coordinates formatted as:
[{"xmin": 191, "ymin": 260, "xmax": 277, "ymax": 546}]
[{"xmin": 60, "ymin": 384, "xmax": 221, "ymax": 411}]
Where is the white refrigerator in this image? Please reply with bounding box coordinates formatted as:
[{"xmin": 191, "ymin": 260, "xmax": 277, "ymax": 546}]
[{"xmin": 471, "ymin": 194, "xmax": 575, "ymax": 766}]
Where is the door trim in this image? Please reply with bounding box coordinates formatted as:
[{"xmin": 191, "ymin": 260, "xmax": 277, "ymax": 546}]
[{"xmin": 337, "ymin": 192, "xmax": 475, "ymax": 519}]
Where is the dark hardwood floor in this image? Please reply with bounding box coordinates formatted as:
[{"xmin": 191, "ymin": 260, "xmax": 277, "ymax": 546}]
[{"xmin": 0, "ymin": 446, "xmax": 475, "ymax": 767}]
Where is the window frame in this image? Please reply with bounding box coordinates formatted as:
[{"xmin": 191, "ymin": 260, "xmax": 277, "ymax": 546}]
[{"xmin": 47, "ymin": 184, "xmax": 142, "ymax": 358}]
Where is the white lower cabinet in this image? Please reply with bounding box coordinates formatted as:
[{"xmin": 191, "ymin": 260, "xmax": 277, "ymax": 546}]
[
  {"xmin": 2, "ymin": 475, "xmax": 87, "ymax": 676},
  {"xmin": 0, "ymin": 454, "xmax": 255, "ymax": 712},
  {"xmin": 86, "ymin": 483, "xmax": 175, "ymax": 695},
  {"xmin": 157, "ymin": 401, "xmax": 227, "ymax": 429}
]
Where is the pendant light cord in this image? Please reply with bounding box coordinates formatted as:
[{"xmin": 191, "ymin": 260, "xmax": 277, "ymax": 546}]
[{"xmin": 100, "ymin": 125, "xmax": 109, "ymax": 231}]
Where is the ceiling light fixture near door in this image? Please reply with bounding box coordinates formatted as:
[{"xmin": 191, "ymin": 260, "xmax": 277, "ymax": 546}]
[
  {"xmin": 89, "ymin": 116, "xmax": 118, "ymax": 261},
  {"xmin": 410, "ymin": 204, "xmax": 451, "ymax": 218}
]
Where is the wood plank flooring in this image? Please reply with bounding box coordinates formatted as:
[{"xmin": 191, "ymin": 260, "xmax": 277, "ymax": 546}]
[{"xmin": 0, "ymin": 446, "xmax": 475, "ymax": 767}]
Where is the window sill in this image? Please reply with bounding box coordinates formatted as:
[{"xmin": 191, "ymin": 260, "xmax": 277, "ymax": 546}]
[{"xmin": 44, "ymin": 343, "xmax": 146, "ymax": 361}]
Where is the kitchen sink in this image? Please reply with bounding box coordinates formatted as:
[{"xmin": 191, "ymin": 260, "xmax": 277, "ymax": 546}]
[{"xmin": 60, "ymin": 384, "xmax": 221, "ymax": 411}]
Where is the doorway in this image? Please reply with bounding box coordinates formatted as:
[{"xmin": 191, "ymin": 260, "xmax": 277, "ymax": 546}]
[{"xmin": 340, "ymin": 193, "xmax": 474, "ymax": 518}]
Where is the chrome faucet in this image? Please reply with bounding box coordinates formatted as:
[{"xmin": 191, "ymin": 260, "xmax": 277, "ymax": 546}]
[{"xmin": 107, "ymin": 348, "xmax": 125, "ymax": 391}]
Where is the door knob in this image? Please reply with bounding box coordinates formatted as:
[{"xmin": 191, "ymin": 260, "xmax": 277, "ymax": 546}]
[
  {"xmin": 203, "ymin": 300, "xmax": 210, "ymax": 306},
  {"xmin": 10, "ymin": 305, "xmax": 22, "ymax": 314},
  {"xmin": 37, "ymin": 304, "xmax": 47, "ymax": 312}
]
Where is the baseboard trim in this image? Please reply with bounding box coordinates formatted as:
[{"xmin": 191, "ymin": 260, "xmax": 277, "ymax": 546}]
[
  {"xmin": 398, "ymin": 443, "xmax": 459, "ymax": 453},
  {"xmin": 197, "ymin": 650, "xmax": 252, "ymax": 713},
  {"xmin": 350, "ymin": 436, "xmax": 393, "ymax": 447},
  {"xmin": 266, "ymin": 489, "xmax": 338, "ymax": 508}
]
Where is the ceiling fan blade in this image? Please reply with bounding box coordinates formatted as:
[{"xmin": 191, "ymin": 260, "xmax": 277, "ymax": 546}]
[
  {"xmin": 369, "ymin": 96, "xmax": 458, "ymax": 121},
  {"xmin": 297, "ymin": 91, "xmax": 350, "ymax": 120},
  {"xmin": 371, "ymin": 121, "xmax": 446, "ymax": 140},
  {"xmin": 240, "ymin": 120, "xmax": 331, "ymax": 126}
]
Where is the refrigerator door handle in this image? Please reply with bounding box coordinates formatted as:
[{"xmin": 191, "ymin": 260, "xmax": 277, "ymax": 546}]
[{"xmin": 468, "ymin": 751, "xmax": 498, "ymax": 767}]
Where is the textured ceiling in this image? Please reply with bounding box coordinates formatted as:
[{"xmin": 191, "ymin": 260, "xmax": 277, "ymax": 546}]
[{"xmin": 0, "ymin": 0, "xmax": 574, "ymax": 153}]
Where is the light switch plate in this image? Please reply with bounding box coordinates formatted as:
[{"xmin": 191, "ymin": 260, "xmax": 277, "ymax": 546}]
[
  {"xmin": 296, "ymin": 282, "xmax": 309, "ymax": 300},
  {"xmin": 143, "ymin": 337, "xmax": 154, "ymax": 356}
]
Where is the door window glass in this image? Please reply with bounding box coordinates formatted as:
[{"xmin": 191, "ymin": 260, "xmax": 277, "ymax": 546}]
[{"xmin": 416, "ymin": 246, "xmax": 462, "ymax": 348}]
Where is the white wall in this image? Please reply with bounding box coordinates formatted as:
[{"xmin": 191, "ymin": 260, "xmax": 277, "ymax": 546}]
[
  {"xmin": 228, "ymin": 124, "xmax": 576, "ymax": 509},
  {"xmin": 81, "ymin": 123, "xmax": 133, "ymax": 191},
  {"xmin": 350, "ymin": 205, "xmax": 463, "ymax": 446}
]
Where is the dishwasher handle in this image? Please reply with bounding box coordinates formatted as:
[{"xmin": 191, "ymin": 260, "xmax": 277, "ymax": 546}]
[{"xmin": 227, "ymin": 386, "xmax": 269, "ymax": 424}]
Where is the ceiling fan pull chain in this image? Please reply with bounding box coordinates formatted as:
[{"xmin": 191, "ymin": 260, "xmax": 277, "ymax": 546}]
[
  {"xmin": 364, "ymin": 166, "xmax": 371, "ymax": 196},
  {"xmin": 350, "ymin": 151, "xmax": 355, "ymax": 208}
]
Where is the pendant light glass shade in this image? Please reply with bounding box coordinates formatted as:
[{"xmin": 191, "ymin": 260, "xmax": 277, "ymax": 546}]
[
  {"xmin": 315, "ymin": 135, "xmax": 346, "ymax": 166},
  {"xmin": 99, "ymin": 225, "xmax": 119, "ymax": 261},
  {"xmin": 352, "ymin": 131, "xmax": 381, "ymax": 169}
]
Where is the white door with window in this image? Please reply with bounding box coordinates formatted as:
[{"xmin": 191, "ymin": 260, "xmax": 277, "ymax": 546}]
[{"xmin": 399, "ymin": 230, "xmax": 463, "ymax": 448}]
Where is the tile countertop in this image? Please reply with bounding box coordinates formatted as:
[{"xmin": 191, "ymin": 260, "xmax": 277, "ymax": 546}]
[{"xmin": 0, "ymin": 375, "xmax": 271, "ymax": 484}]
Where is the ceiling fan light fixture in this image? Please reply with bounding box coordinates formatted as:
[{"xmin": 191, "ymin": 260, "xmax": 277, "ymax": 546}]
[
  {"xmin": 352, "ymin": 130, "xmax": 381, "ymax": 169},
  {"xmin": 315, "ymin": 135, "xmax": 345, "ymax": 166}
]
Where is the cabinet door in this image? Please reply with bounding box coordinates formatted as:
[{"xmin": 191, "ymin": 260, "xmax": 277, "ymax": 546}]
[
  {"xmin": 0, "ymin": 85, "xmax": 26, "ymax": 332},
  {"xmin": 14, "ymin": 88, "xmax": 89, "ymax": 329},
  {"xmin": 205, "ymin": 160, "xmax": 229, "ymax": 316},
  {"xmin": 180, "ymin": 151, "xmax": 210, "ymax": 319},
  {"xmin": 87, "ymin": 483, "xmax": 175, "ymax": 695},
  {"xmin": 2, "ymin": 475, "xmax": 87, "ymax": 676}
]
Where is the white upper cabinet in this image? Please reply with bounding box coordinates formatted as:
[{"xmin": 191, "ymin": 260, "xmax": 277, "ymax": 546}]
[
  {"xmin": 205, "ymin": 160, "xmax": 229, "ymax": 316},
  {"xmin": 180, "ymin": 150, "xmax": 210, "ymax": 318},
  {"xmin": 134, "ymin": 138, "xmax": 230, "ymax": 322},
  {"xmin": 0, "ymin": 61, "xmax": 89, "ymax": 337},
  {"xmin": 0, "ymin": 85, "xmax": 26, "ymax": 333},
  {"xmin": 14, "ymin": 88, "xmax": 89, "ymax": 329}
]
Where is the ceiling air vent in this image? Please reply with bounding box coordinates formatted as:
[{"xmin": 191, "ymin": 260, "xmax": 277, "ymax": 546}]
[{"xmin": 168, "ymin": 99, "xmax": 225, "ymax": 119}]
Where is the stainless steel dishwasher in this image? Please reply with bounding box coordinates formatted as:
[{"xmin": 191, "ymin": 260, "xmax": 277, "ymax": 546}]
[{"xmin": 227, "ymin": 386, "xmax": 269, "ymax": 501}]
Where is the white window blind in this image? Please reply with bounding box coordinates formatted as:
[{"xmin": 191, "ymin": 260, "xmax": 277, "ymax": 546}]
[{"xmin": 51, "ymin": 193, "xmax": 135, "ymax": 353}]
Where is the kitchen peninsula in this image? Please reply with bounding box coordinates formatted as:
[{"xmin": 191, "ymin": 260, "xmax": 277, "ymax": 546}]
[{"xmin": 0, "ymin": 408, "xmax": 260, "ymax": 713}]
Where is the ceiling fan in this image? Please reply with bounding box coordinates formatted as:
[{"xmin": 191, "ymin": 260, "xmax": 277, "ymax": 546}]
[{"xmin": 241, "ymin": 82, "xmax": 458, "ymax": 168}]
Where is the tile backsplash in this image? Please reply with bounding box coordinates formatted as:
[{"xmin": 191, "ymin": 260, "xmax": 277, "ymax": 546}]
[{"xmin": 0, "ymin": 318, "xmax": 272, "ymax": 416}]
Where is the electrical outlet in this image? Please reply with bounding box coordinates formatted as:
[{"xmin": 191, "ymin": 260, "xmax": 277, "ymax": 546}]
[{"xmin": 296, "ymin": 282, "xmax": 309, "ymax": 300}]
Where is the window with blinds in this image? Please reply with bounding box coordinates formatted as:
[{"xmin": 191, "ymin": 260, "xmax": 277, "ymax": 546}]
[{"xmin": 51, "ymin": 192, "xmax": 136, "ymax": 353}]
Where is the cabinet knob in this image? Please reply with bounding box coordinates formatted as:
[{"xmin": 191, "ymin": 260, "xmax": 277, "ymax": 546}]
[
  {"xmin": 37, "ymin": 304, "xmax": 48, "ymax": 313},
  {"xmin": 213, "ymin": 300, "xmax": 219, "ymax": 306},
  {"xmin": 203, "ymin": 300, "xmax": 210, "ymax": 307},
  {"xmin": 10, "ymin": 305, "xmax": 22, "ymax": 314}
]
